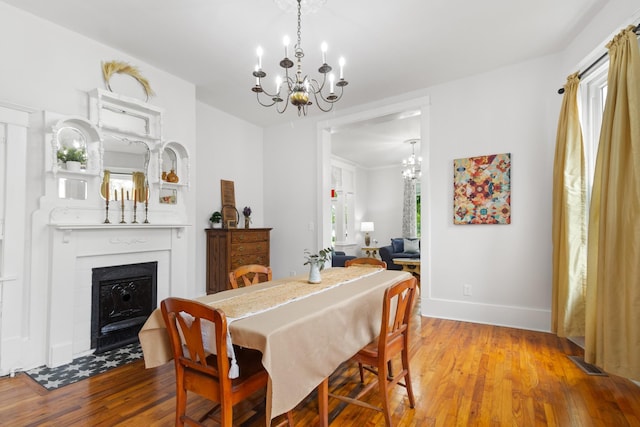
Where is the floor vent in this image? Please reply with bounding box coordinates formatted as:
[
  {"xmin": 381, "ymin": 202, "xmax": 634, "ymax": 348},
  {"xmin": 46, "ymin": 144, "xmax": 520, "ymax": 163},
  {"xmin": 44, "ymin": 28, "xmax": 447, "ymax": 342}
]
[{"xmin": 568, "ymin": 355, "xmax": 608, "ymax": 376}]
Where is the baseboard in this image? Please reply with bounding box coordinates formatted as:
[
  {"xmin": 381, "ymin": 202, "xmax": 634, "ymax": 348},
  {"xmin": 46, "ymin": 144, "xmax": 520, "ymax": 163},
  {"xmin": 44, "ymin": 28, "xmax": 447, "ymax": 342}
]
[{"xmin": 419, "ymin": 296, "xmax": 551, "ymax": 332}]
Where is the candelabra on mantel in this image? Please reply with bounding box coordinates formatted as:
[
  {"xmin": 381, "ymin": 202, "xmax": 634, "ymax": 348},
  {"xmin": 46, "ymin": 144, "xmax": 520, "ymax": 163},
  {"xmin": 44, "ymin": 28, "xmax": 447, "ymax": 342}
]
[
  {"xmin": 131, "ymin": 189, "xmax": 139, "ymax": 224},
  {"xmin": 143, "ymin": 186, "xmax": 149, "ymax": 224},
  {"xmin": 251, "ymin": 0, "xmax": 348, "ymax": 116},
  {"xmin": 104, "ymin": 197, "xmax": 111, "ymax": 224},
  {"xmin": 103, "ymin": 186, "xmax": 111, "ymax": 224},
  {"xmin": 116, "ymin": 189, "xmax": 126, "ymax": 224}
]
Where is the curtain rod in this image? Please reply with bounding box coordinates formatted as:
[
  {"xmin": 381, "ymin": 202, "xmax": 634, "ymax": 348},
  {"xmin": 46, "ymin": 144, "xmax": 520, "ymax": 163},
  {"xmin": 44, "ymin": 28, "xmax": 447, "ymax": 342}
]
[{"xmin": 557, "ymin": 23, "xmax": 640, "ymax": 94}]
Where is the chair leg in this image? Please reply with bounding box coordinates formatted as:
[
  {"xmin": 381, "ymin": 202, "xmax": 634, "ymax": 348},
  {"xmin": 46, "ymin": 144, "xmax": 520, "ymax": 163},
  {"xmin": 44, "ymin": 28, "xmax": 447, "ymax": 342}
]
[
  {"xmin": 358, "ymin": 362, "xmax": 365, "ymax": 383},
  {"xmin": 175, "ymin": 384, "xmax": 187, "ymax": 427},
  {"xmin": 378, "ymin": 360, "xmax": 393, "ymax": 427},
  {"xmin": 220, "ymin": 400, "xmax": 233, "ymax": 427},
  {"xmin": 287, "ymin": 410, "xmax": 295, "ymax": 426},
  {"xmin": 401, "ymin": 349, "xmax": 415, "ymax": 408}
]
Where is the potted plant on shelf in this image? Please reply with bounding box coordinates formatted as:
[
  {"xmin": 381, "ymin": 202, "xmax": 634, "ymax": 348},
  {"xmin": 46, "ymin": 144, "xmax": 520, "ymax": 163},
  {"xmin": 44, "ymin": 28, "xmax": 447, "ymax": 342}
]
[
  {"xmin": 209, "ymin": 211, "xmax": 222, "ymax": 228},
  {"xmin": 57, "ymin": 146, "xmax": 87, "ymax": 171},
  {"xmin": 304, "ymin": 247, "xmax": 333, "ymax": 283}
]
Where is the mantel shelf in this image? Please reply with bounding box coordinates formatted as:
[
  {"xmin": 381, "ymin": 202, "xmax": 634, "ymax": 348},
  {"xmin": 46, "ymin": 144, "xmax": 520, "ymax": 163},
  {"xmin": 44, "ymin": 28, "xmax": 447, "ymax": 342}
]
[
  {"xmin": 51, "ymin": 223, "xmax": 191, "ymax": 242},
  {"xmin": 52, "ymin": 223, "xmax": 191, "ymax": 230}
]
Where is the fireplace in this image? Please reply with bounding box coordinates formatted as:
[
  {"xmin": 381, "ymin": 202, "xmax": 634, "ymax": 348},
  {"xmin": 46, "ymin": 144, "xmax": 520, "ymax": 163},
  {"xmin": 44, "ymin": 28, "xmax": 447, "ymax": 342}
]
[{"xmin": 91, "ymin": 262, "xmax": 157, "ymax": 353}]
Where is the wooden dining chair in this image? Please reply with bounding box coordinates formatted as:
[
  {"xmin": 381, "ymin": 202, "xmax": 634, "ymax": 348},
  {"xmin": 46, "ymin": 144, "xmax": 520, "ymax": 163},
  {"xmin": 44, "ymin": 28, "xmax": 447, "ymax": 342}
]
[
  {"xmin": 161, "ymin": 297, "xmax": 293, "ymax": 427},
  {"xmin": 344, "ymin": 257, "xmax": 387, "ymax": 268},
  {"xmin": 330, "ymin": 276, "xmax": 417, "ymax": 426},
  {"xmin": 228, "ymin": 264, "xmax": 272, "ymax": 289}
]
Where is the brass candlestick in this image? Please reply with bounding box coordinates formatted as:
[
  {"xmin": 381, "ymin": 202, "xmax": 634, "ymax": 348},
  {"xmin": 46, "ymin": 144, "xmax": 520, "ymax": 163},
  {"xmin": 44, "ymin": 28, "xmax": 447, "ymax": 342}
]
[
  {"xmin": 103, "ymin": 200, "xmax": 111, "ymax": 224},
  {"xmin": 119, "ymin": 198, "xmax": 125, "ymax": 223},
  {"xmin": 143, "ymin": 200, "xmax": 149, "ymax": 224},
  {"xmin": 132, "ymin": 201, "xmax": 138, "ymax": 224}
]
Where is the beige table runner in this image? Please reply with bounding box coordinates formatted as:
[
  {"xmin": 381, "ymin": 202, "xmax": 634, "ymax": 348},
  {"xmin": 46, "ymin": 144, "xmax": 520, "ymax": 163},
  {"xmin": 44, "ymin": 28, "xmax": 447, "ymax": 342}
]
[{"xmin": 214, "ymin": 266, "xmax": 383, "ymax": 319}]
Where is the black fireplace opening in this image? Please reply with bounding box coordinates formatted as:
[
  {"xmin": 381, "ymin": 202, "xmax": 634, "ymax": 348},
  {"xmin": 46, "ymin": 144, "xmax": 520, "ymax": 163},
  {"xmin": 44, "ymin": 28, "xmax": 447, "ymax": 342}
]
[{"xmin": 91, "ymin": 261, "xmax": 157, "ymax": 354}]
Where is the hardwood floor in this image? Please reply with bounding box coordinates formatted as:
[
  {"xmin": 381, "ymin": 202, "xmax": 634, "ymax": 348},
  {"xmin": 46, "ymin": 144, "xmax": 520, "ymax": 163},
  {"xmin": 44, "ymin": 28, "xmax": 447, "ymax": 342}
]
[{"xmin": 2, "ymin": 312, "xmax": 640, "ymax": 426}]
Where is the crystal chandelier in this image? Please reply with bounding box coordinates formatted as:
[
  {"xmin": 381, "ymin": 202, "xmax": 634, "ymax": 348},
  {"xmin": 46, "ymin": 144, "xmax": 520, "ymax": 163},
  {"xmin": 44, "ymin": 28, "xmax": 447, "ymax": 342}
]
[
  {"xmin": 402, "ymin": 139, "xmax": 422, "ymax": 180},
  {"xmin": 251, "ymin": 0, "xmax": 348, "ymax": 116}
]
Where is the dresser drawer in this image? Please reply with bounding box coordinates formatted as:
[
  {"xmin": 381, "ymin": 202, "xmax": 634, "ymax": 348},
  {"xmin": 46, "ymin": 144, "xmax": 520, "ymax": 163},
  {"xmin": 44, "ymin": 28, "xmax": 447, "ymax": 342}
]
[
  {"xmin": 231, "ymin": 231, "xmax": 269, "ymax": 243},
  {"xmin": 231, "ymin": 254, "xmax": 269, "ymax": 270},
  {"xmin": 230, "ymin": 241, "xmax": 267, "ymax": 256}
]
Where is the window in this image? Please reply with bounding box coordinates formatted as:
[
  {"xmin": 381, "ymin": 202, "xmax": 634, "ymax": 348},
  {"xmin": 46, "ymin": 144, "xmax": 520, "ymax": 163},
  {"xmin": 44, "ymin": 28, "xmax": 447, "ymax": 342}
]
[
  {"xmin": 331, "ymin": 163, "xmax": 356, "ymax": 244},
  {"xmin": 579, "ymin": 61, "xmax": 609, "ymax": 203}
]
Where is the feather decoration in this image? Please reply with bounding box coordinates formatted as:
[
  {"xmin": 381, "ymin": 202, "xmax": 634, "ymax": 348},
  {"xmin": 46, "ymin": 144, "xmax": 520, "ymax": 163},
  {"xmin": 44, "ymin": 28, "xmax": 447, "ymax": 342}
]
[{"xmin": 102, "ymin": 60, "xmax": 155, "ymax": 99}]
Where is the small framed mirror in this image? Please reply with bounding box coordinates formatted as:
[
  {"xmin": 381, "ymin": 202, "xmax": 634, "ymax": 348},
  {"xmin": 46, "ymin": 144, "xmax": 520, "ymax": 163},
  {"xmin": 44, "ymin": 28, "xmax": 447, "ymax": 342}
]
[
  {"xmin": 103, "ymin": 137, "xmax": 150, "ymax": 174},
  {"xmin": 58, "ymin": 177, "xmax": 87, "ymax": 200},
  {"xmin": 56, "ymin": 127, "xmax": 88, "ymax": 171}
]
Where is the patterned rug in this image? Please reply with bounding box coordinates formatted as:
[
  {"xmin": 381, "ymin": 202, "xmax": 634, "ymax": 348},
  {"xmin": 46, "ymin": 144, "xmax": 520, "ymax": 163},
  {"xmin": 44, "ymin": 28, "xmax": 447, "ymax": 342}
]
[{"xmin": 26, "ymin": 342, "xmax": 143, "ymax": 390}]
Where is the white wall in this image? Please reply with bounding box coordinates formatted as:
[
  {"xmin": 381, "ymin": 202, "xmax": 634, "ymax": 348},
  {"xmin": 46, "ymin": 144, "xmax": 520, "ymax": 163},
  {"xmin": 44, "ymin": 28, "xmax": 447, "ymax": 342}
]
[
  {"xmin": 263, "ymin": 119, "xmax": 318, "ymax": 278},
  {"xmin": 423, "ymin": 55, "xmax": 560, "ymax": 331},
  {"xmin": 195, "ymin": 101, "xmax": 264, "ymax": 290},
  {"xmin": 365, "ymin": 166, "xmax": 404, "ymax": 249},
  {"xmin": 0, "ymin": 2, "xmax": 197, "ymax": 373}
]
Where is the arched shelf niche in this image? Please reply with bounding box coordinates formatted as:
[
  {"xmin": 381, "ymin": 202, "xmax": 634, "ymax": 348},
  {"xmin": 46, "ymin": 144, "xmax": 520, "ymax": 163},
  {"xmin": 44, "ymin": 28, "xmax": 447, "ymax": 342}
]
[
  {"xmin": 159, "ymin": 141, "xmax": 190, "ymax": 189},
  {"xmin": 50, "ymin": 117, "xmax": 102, "ymax": 177}
]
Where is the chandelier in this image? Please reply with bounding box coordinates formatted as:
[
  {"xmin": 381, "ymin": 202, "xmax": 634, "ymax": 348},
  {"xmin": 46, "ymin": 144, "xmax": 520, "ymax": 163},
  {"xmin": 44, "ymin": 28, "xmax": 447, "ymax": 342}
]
[
  {"xmin": 402, "ymin": 139, "xmax": 422, "ymax": 180},
  {"xmin": 251, "ymin": 0, "xmax": 348, "ymax": 116}
]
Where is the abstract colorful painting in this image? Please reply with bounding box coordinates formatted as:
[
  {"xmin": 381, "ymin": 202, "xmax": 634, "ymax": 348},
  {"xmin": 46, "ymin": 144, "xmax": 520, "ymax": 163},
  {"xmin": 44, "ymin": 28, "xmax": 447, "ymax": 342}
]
[{"xmin": 453, "ymin": 153, "xmax": 511, "ymax": 224}]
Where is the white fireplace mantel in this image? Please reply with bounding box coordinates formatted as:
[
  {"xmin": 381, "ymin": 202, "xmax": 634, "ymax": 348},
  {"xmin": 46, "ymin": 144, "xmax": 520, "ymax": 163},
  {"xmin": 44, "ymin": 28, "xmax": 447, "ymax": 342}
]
[
  {"xmin": 46, "ymin": 222, "xmax": 190, "ymax": 367},
  {"xmin": 53, "ymin": 223, "xmax": 189, "ymax": 242}
]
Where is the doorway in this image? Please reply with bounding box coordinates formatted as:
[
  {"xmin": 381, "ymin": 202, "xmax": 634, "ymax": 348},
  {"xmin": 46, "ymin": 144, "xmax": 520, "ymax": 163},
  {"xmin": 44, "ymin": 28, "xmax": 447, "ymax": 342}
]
[{"xmin": 316, "ymin": 97, "xmax": 430, "ymax": 260}]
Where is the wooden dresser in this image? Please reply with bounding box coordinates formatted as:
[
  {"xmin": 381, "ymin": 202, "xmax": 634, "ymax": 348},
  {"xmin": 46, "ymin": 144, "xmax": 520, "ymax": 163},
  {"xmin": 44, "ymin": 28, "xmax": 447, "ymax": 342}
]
[{"xmin": 205, "ymin": 228, "xmax": 272, "ymax": 294}]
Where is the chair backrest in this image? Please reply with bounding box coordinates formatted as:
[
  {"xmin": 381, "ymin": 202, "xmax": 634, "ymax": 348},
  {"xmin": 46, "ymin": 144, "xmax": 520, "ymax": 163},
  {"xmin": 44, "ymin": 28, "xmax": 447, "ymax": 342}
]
[
  {"xmin": 228, "ymin": 264, "xmax": 272, "ymax": 289},
  {"xmin": 345, "ymin": 257, "xmax": 387, "ymax": 268},
  {"xmin": 161, "ymin": 297, "xmax": 230, "ymax": 393},
  {"xmin": 377, "ymin": 276, "xmax": 417, "ymax": 357}
]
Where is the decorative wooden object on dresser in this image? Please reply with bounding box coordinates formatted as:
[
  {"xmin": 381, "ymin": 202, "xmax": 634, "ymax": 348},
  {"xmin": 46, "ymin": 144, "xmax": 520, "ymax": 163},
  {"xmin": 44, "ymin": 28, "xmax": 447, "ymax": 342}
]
[{"xmin": 205, "ymin": 228, "xmax": 272, "ymax": 294}]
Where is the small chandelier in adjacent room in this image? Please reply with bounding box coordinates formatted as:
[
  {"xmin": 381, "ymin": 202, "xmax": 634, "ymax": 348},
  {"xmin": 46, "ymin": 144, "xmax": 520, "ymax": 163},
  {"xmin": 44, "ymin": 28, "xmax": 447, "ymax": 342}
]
[
  {"xmin": 402, "ymin": 139, "xmax": 422, "ymax": 180},
  {"xmin": 251, "ymin": 0, "xmax": 348, "ymax": 116}
]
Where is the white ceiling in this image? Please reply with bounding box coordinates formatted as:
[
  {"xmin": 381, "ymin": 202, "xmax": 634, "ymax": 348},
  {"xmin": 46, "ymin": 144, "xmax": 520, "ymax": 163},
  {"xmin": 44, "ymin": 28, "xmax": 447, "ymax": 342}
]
[
  {"xmin": 3, "ymin": 0, "xmax": 608, "ymax": 167},
  {"xmin": 331, "ymin": 111, "xmax": 421, "ymax": 169}
]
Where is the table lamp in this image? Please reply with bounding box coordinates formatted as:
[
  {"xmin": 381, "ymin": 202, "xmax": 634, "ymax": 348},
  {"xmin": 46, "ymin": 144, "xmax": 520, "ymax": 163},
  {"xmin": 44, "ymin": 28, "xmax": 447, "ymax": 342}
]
[{"xmin": 361, "ymin": 222, "xmax": 374, "ymax": 246}]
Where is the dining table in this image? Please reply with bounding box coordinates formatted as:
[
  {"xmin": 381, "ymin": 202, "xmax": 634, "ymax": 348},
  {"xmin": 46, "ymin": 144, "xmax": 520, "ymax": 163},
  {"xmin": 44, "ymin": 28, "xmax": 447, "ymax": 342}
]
[{"xmin": 139, "ymin": 266, "xmax": 412, "ymax": 426}]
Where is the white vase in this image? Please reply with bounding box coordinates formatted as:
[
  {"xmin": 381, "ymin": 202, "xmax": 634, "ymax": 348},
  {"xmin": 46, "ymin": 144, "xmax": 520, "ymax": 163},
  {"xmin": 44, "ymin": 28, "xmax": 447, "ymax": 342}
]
[
  {"xmin": 308, "ymin": 260, "xmax": 322, "ymax": 284},
  {"xmin": 65, "ymin": 161, "xmax": 81, "ymax": 171}
]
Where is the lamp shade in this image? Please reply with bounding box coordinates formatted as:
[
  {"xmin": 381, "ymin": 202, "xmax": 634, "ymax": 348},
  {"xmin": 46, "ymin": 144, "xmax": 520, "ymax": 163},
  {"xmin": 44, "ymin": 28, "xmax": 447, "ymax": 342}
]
[{"xmin": 360, "ymin": 222, "xmax": 374, "ymax": 232}]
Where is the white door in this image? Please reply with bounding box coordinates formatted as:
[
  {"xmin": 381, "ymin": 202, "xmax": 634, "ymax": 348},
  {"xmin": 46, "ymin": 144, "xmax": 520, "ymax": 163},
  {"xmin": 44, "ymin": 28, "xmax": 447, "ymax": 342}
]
[{"xmin": 0, "ymin": 105, "xmax": 28, "ymax": 375}]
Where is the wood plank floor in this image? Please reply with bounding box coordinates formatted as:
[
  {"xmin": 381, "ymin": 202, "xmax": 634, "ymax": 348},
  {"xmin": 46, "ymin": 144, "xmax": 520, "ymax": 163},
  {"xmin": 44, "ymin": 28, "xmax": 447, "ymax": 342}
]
[{"xmin": 2, "ymin": 310, "xmax": 640, "ymax": 426}]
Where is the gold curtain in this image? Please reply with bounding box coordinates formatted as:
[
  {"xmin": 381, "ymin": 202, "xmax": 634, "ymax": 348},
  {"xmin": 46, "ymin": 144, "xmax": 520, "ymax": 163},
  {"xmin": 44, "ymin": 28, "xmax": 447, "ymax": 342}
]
[
  {"xmin": 551, "ymin": 73, "xmax": 587, "ymax": 337},
  {"xmin": 132, "ymin": 172, "xmax": 147, "ymax": 202},
  {"xmin": 100, "ymin": 170, "xmax": 111, "ymax": 199},
  {"xmin": 585, "ymin": 25, "xmax": 640, "ymax": 380}
]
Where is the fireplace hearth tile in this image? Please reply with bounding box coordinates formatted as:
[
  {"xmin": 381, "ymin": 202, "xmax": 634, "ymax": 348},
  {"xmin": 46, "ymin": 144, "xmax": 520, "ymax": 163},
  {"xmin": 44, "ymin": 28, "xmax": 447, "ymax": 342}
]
[{"xmin": 25, "ymin": 342, "xmax": 142, "ymax": 390}]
